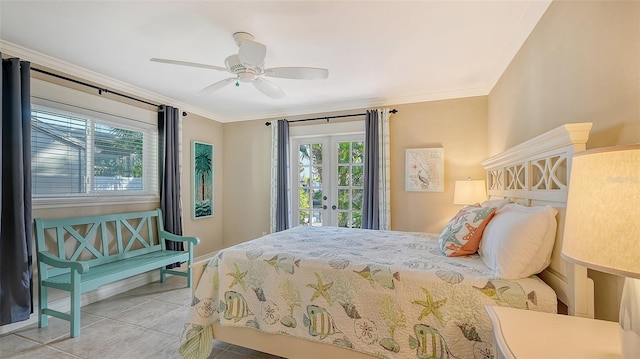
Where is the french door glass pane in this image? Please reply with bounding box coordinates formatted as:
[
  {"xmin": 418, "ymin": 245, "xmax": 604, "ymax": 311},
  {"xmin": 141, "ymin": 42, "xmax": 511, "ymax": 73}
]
[
  {"xmin": 352, "ymin": 212, "xmax": 362, "ymax": 228},
  {"xmin": 352, "ymin": 142, "xmax": 364, "ymax": 164},
  {"xmin": 352, "ymin": 165, "xmax": 363, "ymax": 186},
  {"xmin": 311, "ymin": 166, "xmax": 322, "ymax": 186},
  {"xmin": 338, "ymin": 212, "xmax": 349, "ymax": 227},
  {"xmin": 311, "ymin": 211, "xmax": 322, "ymax": 226},
  {"xmin": 299, "ymin": 188, "xmax": 310, "ymax": 208},
  {"xmin": 338, "ymin": 165, "xmax": 349, "ymax": 186},
  {"xmin": 299, "ymin": 210, "xmax": 309, "ymax": 225},
  {"xmin": 298, "ymin": 142, "xmax": 324, "ymax": 226},
  {"xmin": 311, "ymin": 144, "xmax": 322, "ymax": 164},
  {"xmin": 338, "ymin": 142, "xmax": 350, "ymax": 163},
  {"xmin": 337, "ymin": 189, "xmax": 349, "ymax": 210},
  {"xmin": 299, "ymin": 144, "xmax": 310, "ymax": 165},
  {"xmin": 352, "ymin": 189, "xmax": 363, "ymax": 210},
  {"xmin": 299, "ymin": 167, "xmax": 310, "ymax": 187},
  {"xmin": 312, "ymin": 189, "xmax": 322, "ymax": 209}
]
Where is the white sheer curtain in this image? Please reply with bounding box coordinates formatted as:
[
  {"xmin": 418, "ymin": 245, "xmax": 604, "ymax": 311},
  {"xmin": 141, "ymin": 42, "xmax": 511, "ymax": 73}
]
[
  {"xmin": 269, "ymin": 122, "xmax": 278, "ymax": 233},
  {"xmin": 378, "ymin": 108, "xmax": 391, "ymax": 230}
]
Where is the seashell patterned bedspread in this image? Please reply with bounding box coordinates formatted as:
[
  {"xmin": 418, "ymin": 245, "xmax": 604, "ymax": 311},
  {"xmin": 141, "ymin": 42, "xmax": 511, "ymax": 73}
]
[{"xmin": 179, "ymin": 226, "xmax": 556, "ymax": 359}]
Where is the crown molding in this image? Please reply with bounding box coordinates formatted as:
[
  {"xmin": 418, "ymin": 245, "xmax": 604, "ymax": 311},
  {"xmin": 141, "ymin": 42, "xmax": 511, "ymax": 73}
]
[
  {"xmin": 223, "ymin": 86, "xmax": 487, "ymax": 123},
  {"xmin": 0, "ymin": 40, "xmax": 224, "ymax": 122}
]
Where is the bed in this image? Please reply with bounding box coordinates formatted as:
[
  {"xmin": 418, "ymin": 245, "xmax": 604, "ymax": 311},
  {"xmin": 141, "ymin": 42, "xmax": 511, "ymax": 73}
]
[{"xmin": 179, "ymin": 122, "xmax": 595, "ymax": 359}]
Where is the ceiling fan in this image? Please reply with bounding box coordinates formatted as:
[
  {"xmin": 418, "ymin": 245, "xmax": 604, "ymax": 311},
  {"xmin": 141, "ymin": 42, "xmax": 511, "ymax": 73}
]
[{"xmin": 150, "ymin": 32, "xmax": 329, "ymax": 99}]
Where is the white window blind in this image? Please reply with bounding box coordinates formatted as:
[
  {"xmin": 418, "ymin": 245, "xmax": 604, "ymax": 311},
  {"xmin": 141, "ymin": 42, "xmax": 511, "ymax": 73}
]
[{"xmin": 31, "ymin": 104, "xmax": 158, "ymax": 199}]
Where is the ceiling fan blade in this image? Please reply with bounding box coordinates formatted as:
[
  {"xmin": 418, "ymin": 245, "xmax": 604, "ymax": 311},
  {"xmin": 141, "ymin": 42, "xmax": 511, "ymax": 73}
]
[
  {"xmin": 263, "ymin": 67, "xmax": 329, "ymax": 80},
  {"xmin": 238, "ymin": 40, "xmax": 267, "ymax": 67},
  {"xmin": 150, "ymin": 58, "xmax": 229, "ymax": 72},
  {"xmin": 199, "ymin": 77, "xmax": 236, "ymax": 95},
  {"xmin": 252, "ymin": 77, "xmax": 285, "ymax": 99}
]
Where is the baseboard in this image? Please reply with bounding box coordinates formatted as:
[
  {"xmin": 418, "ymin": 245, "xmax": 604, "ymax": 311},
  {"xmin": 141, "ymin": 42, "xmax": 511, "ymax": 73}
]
[
  {"xmin": 0, "ymin": 271, "xmax": 161, "ymax": 335},
  {"xmin": 193, "ymin": 251, "xmax": 218, "ymax": 264}
]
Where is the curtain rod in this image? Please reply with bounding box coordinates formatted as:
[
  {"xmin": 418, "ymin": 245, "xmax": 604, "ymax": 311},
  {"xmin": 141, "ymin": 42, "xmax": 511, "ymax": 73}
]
[
  {"xmin": 31, "ymin": 67, "xmax": 162, "ymax": 109},
  {"xmin": 264, "ymin": 108, "xmax": 398, "ymax": 126}
]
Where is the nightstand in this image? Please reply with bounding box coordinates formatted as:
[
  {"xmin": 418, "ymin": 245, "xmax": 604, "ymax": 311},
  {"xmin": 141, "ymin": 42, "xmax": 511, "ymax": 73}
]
[{"xmin": 485, "ymin": 305, "xmax": 622, "ymax": 359}]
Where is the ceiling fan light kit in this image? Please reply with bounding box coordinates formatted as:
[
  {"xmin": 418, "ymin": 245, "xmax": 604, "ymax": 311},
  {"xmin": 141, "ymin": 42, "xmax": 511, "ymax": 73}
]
[{"xmin": 151, "ymin": 31, "xmax": 329, "ymax": 99}]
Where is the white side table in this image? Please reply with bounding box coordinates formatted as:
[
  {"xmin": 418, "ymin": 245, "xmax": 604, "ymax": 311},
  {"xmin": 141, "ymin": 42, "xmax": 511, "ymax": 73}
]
[{"xmin": 485, "ymin": 305, "xmax": 622, "ymax": 359}]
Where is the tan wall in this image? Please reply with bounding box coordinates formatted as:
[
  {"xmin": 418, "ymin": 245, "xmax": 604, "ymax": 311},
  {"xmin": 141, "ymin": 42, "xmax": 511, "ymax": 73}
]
[
  {"xmin": 488, "ymin": 0, "xmax": 640, "ymax": 321},
  {"xmin": 222, "ymin": 120, "xmax": 272, "ymax": 247},
  {"xmin": 390, "ymin": 97, "xmax": 488, "ymax": 233},
  {"xmin": 181, "ymin": 113, "xmax": 225, "ymax": 257},
  {"xmin": 34, "ymin": 203, "xmax": 158, "ymax": 221},
  {"xmin": 222, "ymin": 97, "xmax": 488, "ymax": 245}
]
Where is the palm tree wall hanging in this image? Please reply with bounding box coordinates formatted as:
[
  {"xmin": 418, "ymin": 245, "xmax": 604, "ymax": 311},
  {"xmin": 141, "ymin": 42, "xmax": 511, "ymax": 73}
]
[{"xmin": 192, "ymin": 141, "xmax": 213, "ymax": 218}]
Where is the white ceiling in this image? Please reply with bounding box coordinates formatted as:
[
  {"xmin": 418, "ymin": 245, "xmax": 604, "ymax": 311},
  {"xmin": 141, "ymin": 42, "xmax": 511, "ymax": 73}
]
[{"xmin": 0, "ymin": 1, "xmax": 551, "ymax": 123}]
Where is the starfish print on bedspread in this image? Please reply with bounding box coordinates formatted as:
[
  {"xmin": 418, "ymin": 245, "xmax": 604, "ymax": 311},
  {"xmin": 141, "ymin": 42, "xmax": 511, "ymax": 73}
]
[
  {"xmin": 227, "ymin": 263, "xmax": 248, "ymax": 291},
  {"xmin": 307, "ymin": 272, "xmax": 333, "ymax": 305},
  {"xmin": 412, "ymin": 287, "xmax": 447, "ymax": 325}
]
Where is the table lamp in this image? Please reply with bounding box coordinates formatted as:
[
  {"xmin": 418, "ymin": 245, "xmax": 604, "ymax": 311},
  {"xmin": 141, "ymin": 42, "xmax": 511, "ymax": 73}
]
[
  {"xmin": 453, "ymin": 178, "xmax": 486, "ymax": 205},
  {"xmin": 561, "ymin": 144, "xmax": 640, "ymax": 358}
]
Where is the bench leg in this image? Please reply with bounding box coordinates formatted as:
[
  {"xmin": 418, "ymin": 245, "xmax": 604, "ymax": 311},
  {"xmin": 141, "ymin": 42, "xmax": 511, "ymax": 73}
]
[
  {"xmin": 160, "ymin": 267, "xmax": 166, "ymax": 283},
  {"xmin": 70, "ymin": 272, "xmax": 81, "ymax": 338},
  {"xmin": 187, "ymin": 265, "xmax": 192, "ymax": 288},
  {"xmin": 38, "ymin": 282, "xmax": 48, "ymax": 329}
]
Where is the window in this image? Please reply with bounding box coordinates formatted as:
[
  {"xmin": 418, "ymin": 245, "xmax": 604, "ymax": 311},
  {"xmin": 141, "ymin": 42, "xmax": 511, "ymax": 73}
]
[{"xmin": 31, "ymin": 103, "xmax": 158, "ymax": 203}]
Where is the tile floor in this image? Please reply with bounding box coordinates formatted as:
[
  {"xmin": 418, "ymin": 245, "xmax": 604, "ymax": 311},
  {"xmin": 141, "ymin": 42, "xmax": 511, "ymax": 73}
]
[{"xmin": 0, "ymin": 275, "xmax": 284, "ymax": 359}]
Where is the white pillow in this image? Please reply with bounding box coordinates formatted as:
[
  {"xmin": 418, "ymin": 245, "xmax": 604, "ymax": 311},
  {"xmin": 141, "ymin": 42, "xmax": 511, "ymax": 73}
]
[
  {"xmin": 480, "ymin": 198, "xmax": 511, "ymax": 210},
  {"xmin": 479, "ymin": 204, "xmax": 558, "ymax": 279}
]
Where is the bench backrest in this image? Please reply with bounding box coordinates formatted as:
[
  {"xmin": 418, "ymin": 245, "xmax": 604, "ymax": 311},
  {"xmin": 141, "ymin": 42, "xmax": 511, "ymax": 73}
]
[{"xmin": 34, "ymin": 209, "xmax": 167, "ymax": 274}]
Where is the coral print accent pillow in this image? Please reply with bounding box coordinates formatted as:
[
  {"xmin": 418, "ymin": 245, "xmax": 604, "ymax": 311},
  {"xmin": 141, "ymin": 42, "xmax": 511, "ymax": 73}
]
[{"xmin": 439, "ymin": 206, "xmax": 496, "ymax": 257}]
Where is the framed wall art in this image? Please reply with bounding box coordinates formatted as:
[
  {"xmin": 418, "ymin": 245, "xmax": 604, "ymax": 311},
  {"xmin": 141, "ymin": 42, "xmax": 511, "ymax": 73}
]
[
  {"xmin": 405, "ymin": 147, "xmax": 444, "ymax": 192},
  {"xmin": 192, "ymin": 141, "xmax": 214, "ymax": 219}
]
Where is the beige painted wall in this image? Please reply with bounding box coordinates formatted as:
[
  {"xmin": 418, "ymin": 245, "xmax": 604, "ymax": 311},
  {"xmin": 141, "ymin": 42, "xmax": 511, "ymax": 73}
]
[
  {"xmin": 222, "ymin": 119, "xmax": 273, "ymax": 247},
  {"xmin": 34, "ymin": 203, "xmax": 157, "ymax": 221},
  {"xmin": 181, "ymin": 113, "xmax": 225, "ymax": 257},
  {"xmin": 222, "ymin": 97, "xmax": 488, "ymax": 245},
  {"xmin": 488, "ymin": 0, "xmax": 640, "ymax": 321},
  {"xmin": 390, "ymin": 97, "xmax": 488, "ymax": 233}
]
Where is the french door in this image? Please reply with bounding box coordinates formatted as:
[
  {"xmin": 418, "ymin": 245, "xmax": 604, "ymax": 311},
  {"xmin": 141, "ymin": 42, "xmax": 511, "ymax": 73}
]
[{"xmin": 291, "ymin": 134, "xmax": 364, "ymax": 228}]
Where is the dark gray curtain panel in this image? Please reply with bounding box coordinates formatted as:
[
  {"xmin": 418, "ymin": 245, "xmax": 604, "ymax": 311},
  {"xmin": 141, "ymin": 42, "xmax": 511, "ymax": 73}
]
[
  {"xmin": 0, "ymin": 56, "xmax": 33, "ymax": 325},
  {"xmin": 275, "ymin": 119, "xmax": 290, "ymax": 232},
  {"xmin": 362, "ymin": 110, "xmax": 380, "ymax": 230},
  {"xmin": 158, "ymin": 106, "xmax": 183, "ymax": 268}
]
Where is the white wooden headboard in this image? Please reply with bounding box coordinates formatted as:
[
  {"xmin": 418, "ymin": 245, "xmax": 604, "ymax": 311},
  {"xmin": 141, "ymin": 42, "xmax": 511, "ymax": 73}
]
[{"xmin": 480, "ymin": 122, "xmax": 595, "ymax": 318}]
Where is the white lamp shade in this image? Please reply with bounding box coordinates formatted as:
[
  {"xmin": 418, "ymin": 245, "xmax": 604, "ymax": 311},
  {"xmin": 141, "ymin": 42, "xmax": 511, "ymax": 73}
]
[
  {"xmin": 453, "ymin": 179, "xmax": 486, "ymax": 205},
  {"xmin": 561, "ymin": 145, "xmax": 640, "ymax": 279}
]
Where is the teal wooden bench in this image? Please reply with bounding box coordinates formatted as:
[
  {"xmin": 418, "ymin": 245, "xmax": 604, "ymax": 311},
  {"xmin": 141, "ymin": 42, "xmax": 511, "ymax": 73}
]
[{"xmin": 34, "ymin": 209, "xmax": 200, "ymax": 338}]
